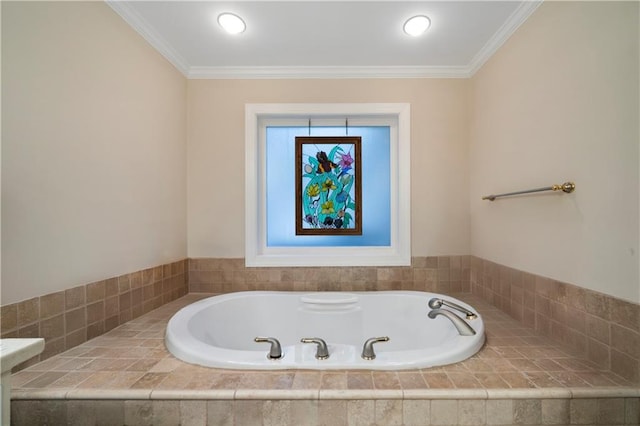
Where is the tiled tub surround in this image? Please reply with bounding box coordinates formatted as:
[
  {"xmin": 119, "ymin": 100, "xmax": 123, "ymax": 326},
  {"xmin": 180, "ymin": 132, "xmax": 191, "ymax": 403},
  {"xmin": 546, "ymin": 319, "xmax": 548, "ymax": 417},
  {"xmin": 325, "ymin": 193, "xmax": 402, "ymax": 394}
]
[
  {"xmin": 1, "ymin": 260, "xmax": 188, "ymax": 368},
  {"xmin": 190, "ymin": 256, "xmax": 640, "ymax": 382},
  {"xmin": 10, "ymin": 294, "xmax": 640, "ymax": 426},
  {"xmin": 470, "ymin": 256, "xmax": 640, "ymax": 383},
  {"xmin": 188, "ymin": 256, "xmax": 472, "ymax": 294}
]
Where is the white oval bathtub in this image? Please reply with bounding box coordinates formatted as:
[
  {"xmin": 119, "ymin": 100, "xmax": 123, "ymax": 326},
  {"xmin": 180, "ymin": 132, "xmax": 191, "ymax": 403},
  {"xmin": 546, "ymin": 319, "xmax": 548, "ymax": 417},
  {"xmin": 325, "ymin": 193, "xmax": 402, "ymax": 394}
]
[{"xmin": 165, "ymin": 291, "xmax": 485, "ymax": 370}]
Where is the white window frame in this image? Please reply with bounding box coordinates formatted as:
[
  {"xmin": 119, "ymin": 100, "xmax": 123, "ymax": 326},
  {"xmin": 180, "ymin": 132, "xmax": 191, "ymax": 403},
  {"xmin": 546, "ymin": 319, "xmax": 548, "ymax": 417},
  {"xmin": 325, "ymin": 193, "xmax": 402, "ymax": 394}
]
[{"xmin": 245, "ymin": 103, "xmax": 411, "ymax": 267}]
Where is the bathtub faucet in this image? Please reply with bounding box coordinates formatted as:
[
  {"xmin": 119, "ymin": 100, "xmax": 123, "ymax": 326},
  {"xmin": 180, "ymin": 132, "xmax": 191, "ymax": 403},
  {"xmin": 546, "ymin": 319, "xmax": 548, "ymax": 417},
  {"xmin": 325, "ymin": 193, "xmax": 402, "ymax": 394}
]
[
  {"xmin": 428, "ymin": 297, "xmax": 477, "ymax": 320},
  {"xmin": 361, "ymin": 336, "xmax": 389, "ymax": 360},
  {"xmin": 428, "ymin": 309, "xmax": 476, "ymax": 336},
  {"xmin": 301, "ymin": 337, "xmax": 329, "ymax": 359},
  {"xmin": 254, "ymin": 337, "xmax": 283, "ymax": 359}
]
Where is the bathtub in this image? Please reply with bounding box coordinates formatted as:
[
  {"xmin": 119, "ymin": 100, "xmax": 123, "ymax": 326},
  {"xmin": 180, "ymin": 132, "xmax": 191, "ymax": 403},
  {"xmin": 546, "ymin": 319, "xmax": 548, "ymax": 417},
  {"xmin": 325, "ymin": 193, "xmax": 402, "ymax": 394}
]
[{"xmin": 165, "ymin": 291, "xmax": 485, "ymax": 370}]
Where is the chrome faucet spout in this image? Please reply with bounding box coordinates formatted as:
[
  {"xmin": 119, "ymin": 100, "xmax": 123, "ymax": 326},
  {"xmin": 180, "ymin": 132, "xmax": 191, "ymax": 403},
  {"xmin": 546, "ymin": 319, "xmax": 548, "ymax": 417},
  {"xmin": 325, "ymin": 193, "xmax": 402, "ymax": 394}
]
[
  {"xmin": 254, "ymin": 337, "xmax": 283, "ymax": 359},
  {"xmin": 301, "ymin": 337, "xmax": 329, "ymax": 359},
  {"xmin": 428, "ymin": 297, "xmax": 477, "ymax": 320},
  {"xmin": 361, "ymin": 336, "xmax": 389, "ymax": 360},
  {"xmin": 428, "ymin": 309, "xmax": 476, "ymax": 336}
]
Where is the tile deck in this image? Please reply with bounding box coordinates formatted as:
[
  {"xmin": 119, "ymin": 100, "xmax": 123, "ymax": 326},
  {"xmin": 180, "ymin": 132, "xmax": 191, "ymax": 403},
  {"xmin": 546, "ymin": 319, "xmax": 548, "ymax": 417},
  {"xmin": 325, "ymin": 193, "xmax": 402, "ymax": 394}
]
[{"xmin": 11, "ymin": 293, "xmax": 639, "ymax": 401}]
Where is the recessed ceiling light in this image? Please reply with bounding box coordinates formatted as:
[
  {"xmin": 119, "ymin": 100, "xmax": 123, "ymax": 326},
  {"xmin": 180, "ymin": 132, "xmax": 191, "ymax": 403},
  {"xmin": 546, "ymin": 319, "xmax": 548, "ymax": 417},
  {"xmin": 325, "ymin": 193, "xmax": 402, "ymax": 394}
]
[
  {"xmin": 218, "ymin": 12, "xmax": 246, "ymax": 35},
  {"xmin": 403, "ymin": 15, "xmax": 431, "ymax": 37}
]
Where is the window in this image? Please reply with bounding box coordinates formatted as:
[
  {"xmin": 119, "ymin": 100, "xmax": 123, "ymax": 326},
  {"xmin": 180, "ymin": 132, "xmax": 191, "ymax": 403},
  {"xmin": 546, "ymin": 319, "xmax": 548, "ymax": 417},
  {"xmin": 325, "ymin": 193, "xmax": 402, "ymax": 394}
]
[{"xmin": 245, "ymin": 103, "xmax": 411, "ymax": 266}]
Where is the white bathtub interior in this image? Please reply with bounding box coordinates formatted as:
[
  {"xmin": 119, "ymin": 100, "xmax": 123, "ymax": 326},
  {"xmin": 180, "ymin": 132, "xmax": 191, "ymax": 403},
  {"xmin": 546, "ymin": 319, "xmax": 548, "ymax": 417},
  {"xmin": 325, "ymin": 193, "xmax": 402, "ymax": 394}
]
[{"xmin": 165, "ymin": 291, "xmax": 485, "ymax": 370}]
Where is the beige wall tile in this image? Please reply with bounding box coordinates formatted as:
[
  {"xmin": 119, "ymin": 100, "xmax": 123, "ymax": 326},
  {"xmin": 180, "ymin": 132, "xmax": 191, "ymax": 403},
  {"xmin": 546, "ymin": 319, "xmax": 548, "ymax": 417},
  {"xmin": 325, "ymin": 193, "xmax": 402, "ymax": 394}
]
[
  {"xmin": 263, "ymin": 400, "xmax": 291, "ymax": 426},
  {"xmin": 153, "ymin": 400, "xmax": 181, "ymax": 426},
  {"xmin": 118, "ymin": 274, "xmax": 131, "ymax": 293},
  {"xmin": 66, "ymin": 400, "xmax": 97, "ymax": 425},
  {"xmin": 142, "ymin": 268, "xmax": 154, "ymax": 286},
  {"xmin": 17, "ymin": 322, "xmax": 39, "ymax": 338},
  {"xmin": 86, "ymin": 280, "xmax": 106, "ymax": 303},
  {"xmin": 458, "ymin": 400, "xmax": 485, "ymax": 425},
  {"xmin": 235, "ymin": 400, "xmax": 264, "ymax": 426},
  {"xmin": 513, "ymin": 399, "xmax": 541, "ymax": 425},
  {"xmin": 585, "ymin": 290, "xmax": 611, "ymax": 320},
  {"xmin": 105, "ymin": 295, "xmax": 119, "ymax": 317},
  {"xmin": 570, "ymin": 398, "xmax": 599, "ymax": 425},
  {"xmin": 40, "ymin": 336, "xmax": 65, "ymax": 359},
  {"xmin": 132, "ymin": 288, "xmax": 143, "ymax": 306},
  {"xmin": 207, "ymin": 400, "xmax": 234, "ymax": 426},
  {"xmin": 346, "ymin": 400, "xmax": 374, "ymax": 426},
  {"xmin": 13, "ymin": 400, "xmax": 67, "ymax": 425},
  {"xmin": 153, "ymin": 265, "xmax": 164, "ymax": 282},
  {"xmin": 86, "ymin": 300, "xmax": 105, "ymax": 324},
  {"xmin": 130, "ymin": 271, "xmax": 143, "ymax": 289},
  {"xmin": 375, "ymin": 400, "xmax": 402, "ymax": 426},
  {"xmin": 39, "ymin": 291, "xmax": 65, "ymax": 319},
  {"xmin": 163, "ymin": 264, "xmax": 172, "ymax": 278},
  {"xmin": 610, "ymin": 297, "xmax": 640, "ymax": 333},
  {"xmin": 611, "ymin": 324, "xmax": 640, "ymax": 359},
  {"xmin": 87, "ymin": 320, "xmax": 105, "ymax": 340},
  {"xmin": 119, "ymin": 291, "xmax": 132, "ymax": 311},
  {"xmin": 40, "ymin": 314, "xmax": 64, "ymax": 339},
  {"xmin": 65, "ymin": 307, "xmax": 86, "ymax": 333},
  {"xmin": 586, "ymin": 337, "xmax": 610, "ymax": 370},
  {"xmin": 541, "ymin": 399, "xmax": 569, "ymax": 425},
  {"xmin": 611, "ymin": 349, "xmax": 640, "ymax": 383},
  {"xmin": 105, "ymin": 278, "xmax": 119, "ymax": 297},
  {"xmin": 625, "ymin": 398, "xmax": 640, "ymax": 425},
  {"xmin": 1, "ymin": 303, "xmax": 18, "ymax": 332},
  {"xmin": 124, "ymin": 400, "xmax": 153, "ymax": 426},
  {"xmin": 597, "ymin": 398, "xmax": 626, "ymax": 425},
  {"xmin": 65, "ymin": 286, "xmax": 85, "ymax": 310},
  {"xmin": 586, "ymin": 313, "xmax": 610, "ymax": 344},
  {"xmin": 318, "ymin": 400, "xmax": 347, "ymax": 426},
  {"xmin": 180, "ymin": 400, "xmax": 207, "ymax": 426},
  {"xmin": 565, "ymin": 305, "xmax": 586, "ymax": 333},
  {"xmin": 285, "ymin": 400, "xmax": 316, "ymax": 426},
  {"xmin": 486, "ymin": 399, "xmax": 513, "ymax": 425},
  {"xmin": 17, "ymin": 297, "xmax": 39, "ymax": 326},
  {"xmin": 403, "ymin": 400, "xmax": 430, "ymax": 426},
  {"xmin": 65, "ymin": 328, "xmax": 87, "ymax": 349},
  {"xmin": 431, "ymin": 400, "xmax": 457, "ymax": 426}
]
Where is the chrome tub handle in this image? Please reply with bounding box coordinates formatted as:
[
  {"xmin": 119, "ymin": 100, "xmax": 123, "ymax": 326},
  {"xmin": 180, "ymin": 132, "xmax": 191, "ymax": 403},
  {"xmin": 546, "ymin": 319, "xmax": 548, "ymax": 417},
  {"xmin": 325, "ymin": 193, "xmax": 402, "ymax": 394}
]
[
  {"xmin": 301, "ymin": 337, "xmax": 329, "ymax": 359},
  {"xmin": 254, "ymin": 337, "xmax": 283, "ymax": 359},
  {"xmin": 361, "ymin": 336, "xmax": 389, "ymax": 360}
]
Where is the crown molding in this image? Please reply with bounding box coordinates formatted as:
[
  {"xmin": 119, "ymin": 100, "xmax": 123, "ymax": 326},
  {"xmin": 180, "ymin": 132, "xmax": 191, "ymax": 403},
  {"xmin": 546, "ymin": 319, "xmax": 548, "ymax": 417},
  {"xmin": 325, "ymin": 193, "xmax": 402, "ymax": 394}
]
[
  {"xmin": 106, "ymin": 0, "xmax": 190, "ymax": 76},
  {"xmin": 106, "ymin": 0, "xmax": 541, "ymax": 80},
  {"xmin": 467, "ymin": 0, "xmax": 543, "ymax": 76},
  {"xmin": 188, "ymin": 65, "xmax": 471, "ymax": 79}
]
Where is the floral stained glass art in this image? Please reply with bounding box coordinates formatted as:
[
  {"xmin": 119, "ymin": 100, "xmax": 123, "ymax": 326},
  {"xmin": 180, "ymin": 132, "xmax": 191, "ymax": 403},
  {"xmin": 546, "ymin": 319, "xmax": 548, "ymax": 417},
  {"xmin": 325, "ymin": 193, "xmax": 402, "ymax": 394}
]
[{"xmin": 295, "ymin": 136, "xmax": 362, "ymax": 235}]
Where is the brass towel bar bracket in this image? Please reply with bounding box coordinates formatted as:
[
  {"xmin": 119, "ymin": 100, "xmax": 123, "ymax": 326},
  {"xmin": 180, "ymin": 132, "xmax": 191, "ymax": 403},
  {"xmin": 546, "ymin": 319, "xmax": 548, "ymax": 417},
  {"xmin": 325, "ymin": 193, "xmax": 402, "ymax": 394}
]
[{"xmin": 482, "ymin": 181, "xmax": 575, "ymax": 201}]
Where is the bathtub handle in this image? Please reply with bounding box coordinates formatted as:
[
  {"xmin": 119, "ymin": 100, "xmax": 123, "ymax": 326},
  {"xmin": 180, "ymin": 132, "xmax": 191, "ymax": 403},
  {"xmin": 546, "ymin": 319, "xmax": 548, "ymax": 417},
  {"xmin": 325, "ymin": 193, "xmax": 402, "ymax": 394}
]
[
  {"xmin": 300, "ymin": 338, "xmax": 329, "ymax": 360},
  {"xmin": 254, "ymin": 337, "xmax": 283, "ymax": 359},
  {"xmin": 361, "ymin": 336, "xmax": 389, "ymax": 360}
]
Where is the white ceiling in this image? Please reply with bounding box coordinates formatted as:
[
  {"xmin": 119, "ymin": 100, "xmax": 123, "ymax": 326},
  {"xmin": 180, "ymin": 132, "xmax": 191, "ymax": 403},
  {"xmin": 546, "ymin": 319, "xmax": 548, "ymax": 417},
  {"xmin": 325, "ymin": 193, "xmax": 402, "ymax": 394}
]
[{"xmin": 107, "ymin": 1, "xmax": 542, "ymax": 79}]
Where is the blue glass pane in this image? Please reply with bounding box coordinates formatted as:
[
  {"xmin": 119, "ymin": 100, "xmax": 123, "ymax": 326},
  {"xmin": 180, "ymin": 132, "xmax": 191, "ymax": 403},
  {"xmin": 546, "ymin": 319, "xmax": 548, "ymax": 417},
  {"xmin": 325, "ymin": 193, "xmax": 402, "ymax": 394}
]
[{"xmin": 266, "ymin": 126, "xmax": 391, "ymax": 247}]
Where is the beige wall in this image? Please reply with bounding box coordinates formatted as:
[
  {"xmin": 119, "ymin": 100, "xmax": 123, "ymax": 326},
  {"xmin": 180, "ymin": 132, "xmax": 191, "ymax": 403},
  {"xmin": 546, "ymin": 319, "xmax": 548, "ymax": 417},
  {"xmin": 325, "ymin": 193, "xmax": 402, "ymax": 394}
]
[
  {"xmin": 187, "ymin": 79, "xmax": 471, "ymax": 259},
  {"xmin": 469, "ymin": 1, "xmax": 639, "ymax": 303},
  {"xmin": 1, "ymin": 2, "xmax": 188, "ymax": 304},
  {"xmin": 3, "ymin": 1, "xmax": 637, "ymax": 306}
]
